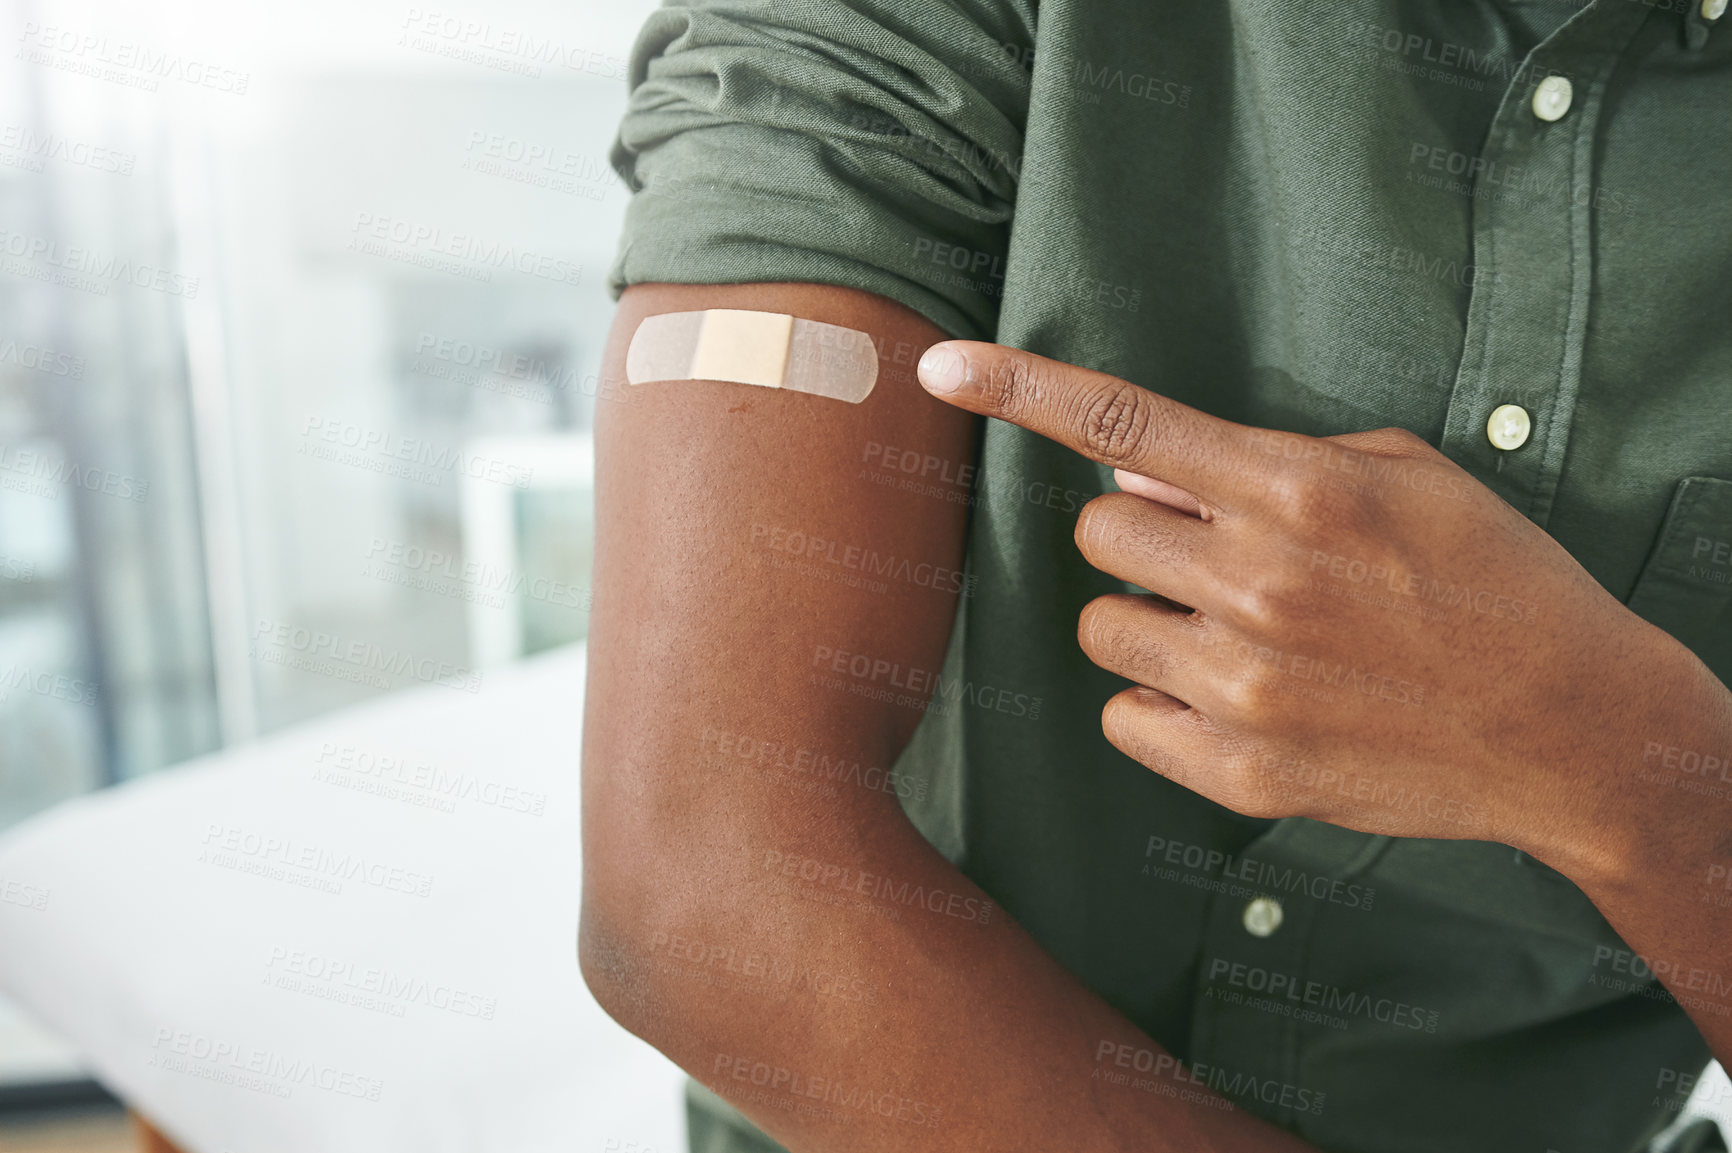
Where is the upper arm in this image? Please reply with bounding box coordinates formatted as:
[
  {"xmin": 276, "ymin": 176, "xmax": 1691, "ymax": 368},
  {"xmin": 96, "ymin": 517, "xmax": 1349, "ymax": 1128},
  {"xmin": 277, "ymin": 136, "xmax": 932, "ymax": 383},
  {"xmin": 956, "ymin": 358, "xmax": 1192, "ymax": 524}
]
[
  {"xmin": 580, "ymin": 280, "xmax": 975, "ymax": 945},
  {"xmin": 583, "ymin": 0, "xmax": 1029, "ymax": 999}
]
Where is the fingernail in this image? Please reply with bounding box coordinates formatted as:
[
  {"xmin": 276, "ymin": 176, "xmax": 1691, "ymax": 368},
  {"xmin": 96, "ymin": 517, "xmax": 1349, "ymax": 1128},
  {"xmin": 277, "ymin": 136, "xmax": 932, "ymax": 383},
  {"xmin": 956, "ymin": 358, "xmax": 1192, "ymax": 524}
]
[{"xmin": 918, "ymin": 344, "xmax": 967, "ymax": 394}]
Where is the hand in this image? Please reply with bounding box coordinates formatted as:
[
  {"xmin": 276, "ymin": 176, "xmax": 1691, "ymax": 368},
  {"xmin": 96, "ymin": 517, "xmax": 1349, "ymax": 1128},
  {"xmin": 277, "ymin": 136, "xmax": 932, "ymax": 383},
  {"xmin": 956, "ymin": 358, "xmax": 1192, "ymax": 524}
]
[{"xmin": 916, "ymin": 341, "xmax": 1696, "ymax": 865}]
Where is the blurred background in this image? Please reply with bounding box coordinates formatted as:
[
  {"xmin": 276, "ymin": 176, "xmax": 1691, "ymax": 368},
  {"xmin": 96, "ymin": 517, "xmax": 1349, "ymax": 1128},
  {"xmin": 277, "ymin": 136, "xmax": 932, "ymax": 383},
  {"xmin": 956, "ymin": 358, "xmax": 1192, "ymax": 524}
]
[
  {"xmin": 7, "ymin": 2, "xmax": 1731, "ymax": 1151},
  {"xmin": 0, "ymin": 0, "xmax": 655, "ymax": 1105}
]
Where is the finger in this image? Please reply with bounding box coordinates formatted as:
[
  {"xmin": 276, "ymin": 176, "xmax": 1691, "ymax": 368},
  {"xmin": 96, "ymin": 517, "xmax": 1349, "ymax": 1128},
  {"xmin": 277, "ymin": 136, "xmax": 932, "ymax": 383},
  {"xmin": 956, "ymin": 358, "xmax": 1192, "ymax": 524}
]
[
  {"xmin": 1112, "ymin": 469, "xmax": 1208, "ymax": 519},
  {"xmin": 1100, "ymin": 688, "xmax": 1278, "ymax": 817},
  {"xmin": 1075, "ymin": 492, "xmax": 1218, "ymax": 610},
  {"xmin": 1098, "ymin": 686, "xmax": 1213, "ymax": 787},
  {"xmin": 1326, "ymin": 426, "xmax": 1435, "ymax": 457},
  {"xmin": 1078, "ymin": 594, "xmax": 1212, "ymax": 707},
  {"xmin": 917, "ymin": 341, "xmax": 1270, "ymax": 505}
]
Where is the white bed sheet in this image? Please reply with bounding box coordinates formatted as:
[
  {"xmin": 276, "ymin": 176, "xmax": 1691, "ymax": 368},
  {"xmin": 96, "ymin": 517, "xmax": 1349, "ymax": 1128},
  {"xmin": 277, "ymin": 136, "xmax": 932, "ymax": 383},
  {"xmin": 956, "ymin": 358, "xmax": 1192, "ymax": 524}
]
[{"xmin": 0, "ymin": 643, "xmax": 685, "ymax": 1153}]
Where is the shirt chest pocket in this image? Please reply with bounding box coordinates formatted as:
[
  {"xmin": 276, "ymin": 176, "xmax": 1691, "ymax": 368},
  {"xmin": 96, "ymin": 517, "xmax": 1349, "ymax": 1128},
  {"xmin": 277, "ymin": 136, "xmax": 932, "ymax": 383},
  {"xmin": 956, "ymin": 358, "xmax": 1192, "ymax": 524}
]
[{"xmin": 1627, "ymin": 477, "xmax": 1732, "ymax": 690}]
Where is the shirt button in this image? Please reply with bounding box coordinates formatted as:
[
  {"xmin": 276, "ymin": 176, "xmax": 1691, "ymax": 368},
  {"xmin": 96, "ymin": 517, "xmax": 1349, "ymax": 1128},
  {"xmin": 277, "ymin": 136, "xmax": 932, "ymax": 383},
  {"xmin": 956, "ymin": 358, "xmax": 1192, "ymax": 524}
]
[
  {"xmin": 1705, "ymin": 0, "xmax": 1727, "ymax": 20},
  {"xmin": 1242, "ymin": 896, "xmax": 1284, "ymax": 937},
  {"xmin": 1487, "ymin": 404, "xmax": 1532, "ymax": 451},
  {"xmin": 1531, "ymin": 75, "xmax": 1573, "ymax": 122}
]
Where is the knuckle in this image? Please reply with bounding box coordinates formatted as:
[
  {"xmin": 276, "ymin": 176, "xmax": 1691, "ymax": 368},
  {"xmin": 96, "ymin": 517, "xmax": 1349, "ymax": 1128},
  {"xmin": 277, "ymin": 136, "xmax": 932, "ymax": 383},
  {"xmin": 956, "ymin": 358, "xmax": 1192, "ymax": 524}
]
[
  {"xmin": 1076, "ymin": 492, "xmax": 1193, "ymax": 566},
  {"xmin": 1076, "ymin": 596, "xmax": 1115, "ymax": 654},
  {"xmin": 1228, "ymin": 776, "xmax": 1284, "ymax": 820},
  {"xmin": 980, "ymin": 352, "xmax": 1045, "ymax": 418},
  {"xmin": 1080, "ymin": 598, "xmax": 1165, "ymax": 678},
  {"xmin": 1079, "ymin": 383, "xmax": 1153, "ymax": 464},
  {"xmin": 1100, "ymin": 692, "xmax": 1153, "ymax": 756},
  {"xmin": 1213, "ymin": 667, "xmax": 1266, "ymax": 716},
  {"xmin": 1229, "ymin": 578, "xmax": 1298, "ymax": 634},
  {"xmin": 1074, "ymin": 497, "xmax": 1112, "ymax": 556},
  {"xmin": 1101, "ymin": 689, "xmax": 1188, "ymax": 779},
  {"xmin": 1266, "ymin": 469, "xmax": 1337, "ymax": 525},
  {"xmin": 1266, "ymin": 470, "xmax": 1377, "ymax": 542},
  {"xmin": 1379, "ymin": 426, "xmax": 1431, "ymax": 453}
]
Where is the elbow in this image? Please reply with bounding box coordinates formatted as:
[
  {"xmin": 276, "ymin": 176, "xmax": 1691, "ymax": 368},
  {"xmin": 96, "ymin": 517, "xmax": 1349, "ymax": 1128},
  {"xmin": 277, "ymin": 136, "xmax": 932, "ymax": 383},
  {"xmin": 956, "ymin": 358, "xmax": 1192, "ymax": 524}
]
[
  {"xmin": 579, "ymin": 862, "xmax": 673, "ymax": 1046},
  {"xmin": 578, "ymin": 898, "xmax": 656, "ymax": 1041},
  {"xmin": 579, "ymin": 839, "xmax": 719, "ymax": 1052}
]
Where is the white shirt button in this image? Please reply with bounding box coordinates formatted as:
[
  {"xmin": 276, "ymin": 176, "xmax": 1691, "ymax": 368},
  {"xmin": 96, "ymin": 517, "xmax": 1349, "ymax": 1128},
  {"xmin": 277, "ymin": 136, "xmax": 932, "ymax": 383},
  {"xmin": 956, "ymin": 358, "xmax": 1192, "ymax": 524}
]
[
  {"xmin": 1487, "ymin": 404, "xmax": 1532, "ymax": 451},
  {"xmin": 1532, "ymin": 75, "xmax": 1574, "ymax": 122},
  {"xmin": 1242, "ymin": 896, "xmax": 1284, "ymax": 937},
  {"xmin": 1705, "ymin": 0, "xmax": 1728, "ymax": 21}
]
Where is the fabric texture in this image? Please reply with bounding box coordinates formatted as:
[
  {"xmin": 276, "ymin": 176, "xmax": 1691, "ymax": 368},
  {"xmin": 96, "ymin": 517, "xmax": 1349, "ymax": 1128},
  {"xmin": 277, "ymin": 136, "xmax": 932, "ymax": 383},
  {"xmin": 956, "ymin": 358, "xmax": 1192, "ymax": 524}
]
[{"xmin": 609, "ymin": 2, "xmax": 1732, "ymax": 1150}]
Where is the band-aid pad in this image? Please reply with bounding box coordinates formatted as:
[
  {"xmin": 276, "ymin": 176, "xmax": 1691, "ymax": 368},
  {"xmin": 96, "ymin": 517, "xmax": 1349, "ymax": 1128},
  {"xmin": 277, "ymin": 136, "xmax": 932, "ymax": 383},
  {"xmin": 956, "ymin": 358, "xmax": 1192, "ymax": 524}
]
[{"xmin": 625, "ymin": 309, "xmax": 877, "ymax": 403}]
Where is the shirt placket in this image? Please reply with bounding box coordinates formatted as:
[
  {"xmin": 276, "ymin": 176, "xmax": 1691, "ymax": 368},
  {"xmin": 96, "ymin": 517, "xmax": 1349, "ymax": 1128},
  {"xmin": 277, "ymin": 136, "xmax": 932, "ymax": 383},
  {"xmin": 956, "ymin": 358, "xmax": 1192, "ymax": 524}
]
[
  {"xmin": 1186, "ymin": 821, "xmax": 1387, "ymax": 1129},
  {"xmin": 1439, "ymin": 1, "xmax": 1650, "ymax": 528}
]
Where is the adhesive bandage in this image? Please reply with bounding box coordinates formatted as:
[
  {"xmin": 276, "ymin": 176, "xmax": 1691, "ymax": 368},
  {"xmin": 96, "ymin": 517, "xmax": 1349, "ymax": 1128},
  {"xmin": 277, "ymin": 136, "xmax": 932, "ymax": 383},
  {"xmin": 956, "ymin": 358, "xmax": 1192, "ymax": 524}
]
[{"xmin": 625, "ymin": 309, "xmax": 878, "ymax": 403}]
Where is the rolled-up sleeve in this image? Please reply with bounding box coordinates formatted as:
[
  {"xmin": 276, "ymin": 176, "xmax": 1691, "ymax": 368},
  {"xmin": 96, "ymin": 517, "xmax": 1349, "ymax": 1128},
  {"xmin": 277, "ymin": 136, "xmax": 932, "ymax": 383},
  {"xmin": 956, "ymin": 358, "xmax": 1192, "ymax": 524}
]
[{"xmin": 608, "ymin": 0, "xmax": 1034, "ymax": 340}]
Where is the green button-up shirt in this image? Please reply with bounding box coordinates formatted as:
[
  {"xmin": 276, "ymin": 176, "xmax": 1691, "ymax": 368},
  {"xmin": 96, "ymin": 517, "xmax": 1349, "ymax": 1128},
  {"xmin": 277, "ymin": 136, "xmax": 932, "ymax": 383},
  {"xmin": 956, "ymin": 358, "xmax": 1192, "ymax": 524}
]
[{"xmin": 610, "ymin": 2, "xmax": 1732, "ymax": 1150}]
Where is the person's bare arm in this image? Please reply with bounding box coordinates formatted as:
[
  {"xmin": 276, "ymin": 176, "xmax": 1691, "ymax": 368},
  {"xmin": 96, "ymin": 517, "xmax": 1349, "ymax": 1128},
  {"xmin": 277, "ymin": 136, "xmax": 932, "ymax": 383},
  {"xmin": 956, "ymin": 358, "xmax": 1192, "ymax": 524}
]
[{"xmin": 580, "ymin": 281, "xmax": 1322, "ymax": 1152}]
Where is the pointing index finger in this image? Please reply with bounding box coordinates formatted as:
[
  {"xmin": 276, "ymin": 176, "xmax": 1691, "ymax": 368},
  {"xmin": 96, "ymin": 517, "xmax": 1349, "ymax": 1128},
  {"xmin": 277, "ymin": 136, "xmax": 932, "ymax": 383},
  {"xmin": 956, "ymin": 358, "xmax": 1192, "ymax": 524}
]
[{"xmin": 917, "ymin": 341, "xmax": 1263, "ymax": 505}]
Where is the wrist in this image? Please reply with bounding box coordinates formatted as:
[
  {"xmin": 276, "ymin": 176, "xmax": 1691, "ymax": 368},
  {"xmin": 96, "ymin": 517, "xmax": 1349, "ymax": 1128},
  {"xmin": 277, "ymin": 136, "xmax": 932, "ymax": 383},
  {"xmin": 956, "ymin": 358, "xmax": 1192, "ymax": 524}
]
[{"xmin": 1518, "ymin": 626, "xmax": 1732, "ymax": 900}]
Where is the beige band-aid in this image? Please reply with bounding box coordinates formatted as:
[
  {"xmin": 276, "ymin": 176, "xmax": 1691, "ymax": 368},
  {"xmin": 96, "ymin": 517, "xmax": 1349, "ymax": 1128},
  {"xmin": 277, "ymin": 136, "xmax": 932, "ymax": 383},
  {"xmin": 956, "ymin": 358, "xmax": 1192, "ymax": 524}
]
[{"xmin": 625, "ymin": 309, "xmax": 877, "ymax": 403}]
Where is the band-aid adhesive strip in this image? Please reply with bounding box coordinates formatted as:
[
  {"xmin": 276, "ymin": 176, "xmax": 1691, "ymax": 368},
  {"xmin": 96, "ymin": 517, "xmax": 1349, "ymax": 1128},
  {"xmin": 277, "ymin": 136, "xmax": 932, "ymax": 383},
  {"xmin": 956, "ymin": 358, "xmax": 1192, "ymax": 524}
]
[{"xmin": 625, "ymin": 309, "xmax": 878, "ymax": 403}]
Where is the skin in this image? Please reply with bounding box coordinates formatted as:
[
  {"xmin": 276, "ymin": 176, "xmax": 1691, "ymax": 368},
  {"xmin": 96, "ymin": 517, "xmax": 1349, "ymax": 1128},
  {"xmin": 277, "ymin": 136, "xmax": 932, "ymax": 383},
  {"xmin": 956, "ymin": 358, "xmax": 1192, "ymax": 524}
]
[
  {"xmin": 915, "ymin": 339, "xmax": 1732, "ymax": 1065},
  {"xmin": 583, "ymin": 282, "xmax": 1732, "ymax": 1149},
  {"xmin": 582, "ymin": 282, "xmax": 1324, "ymax": 1152}
]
